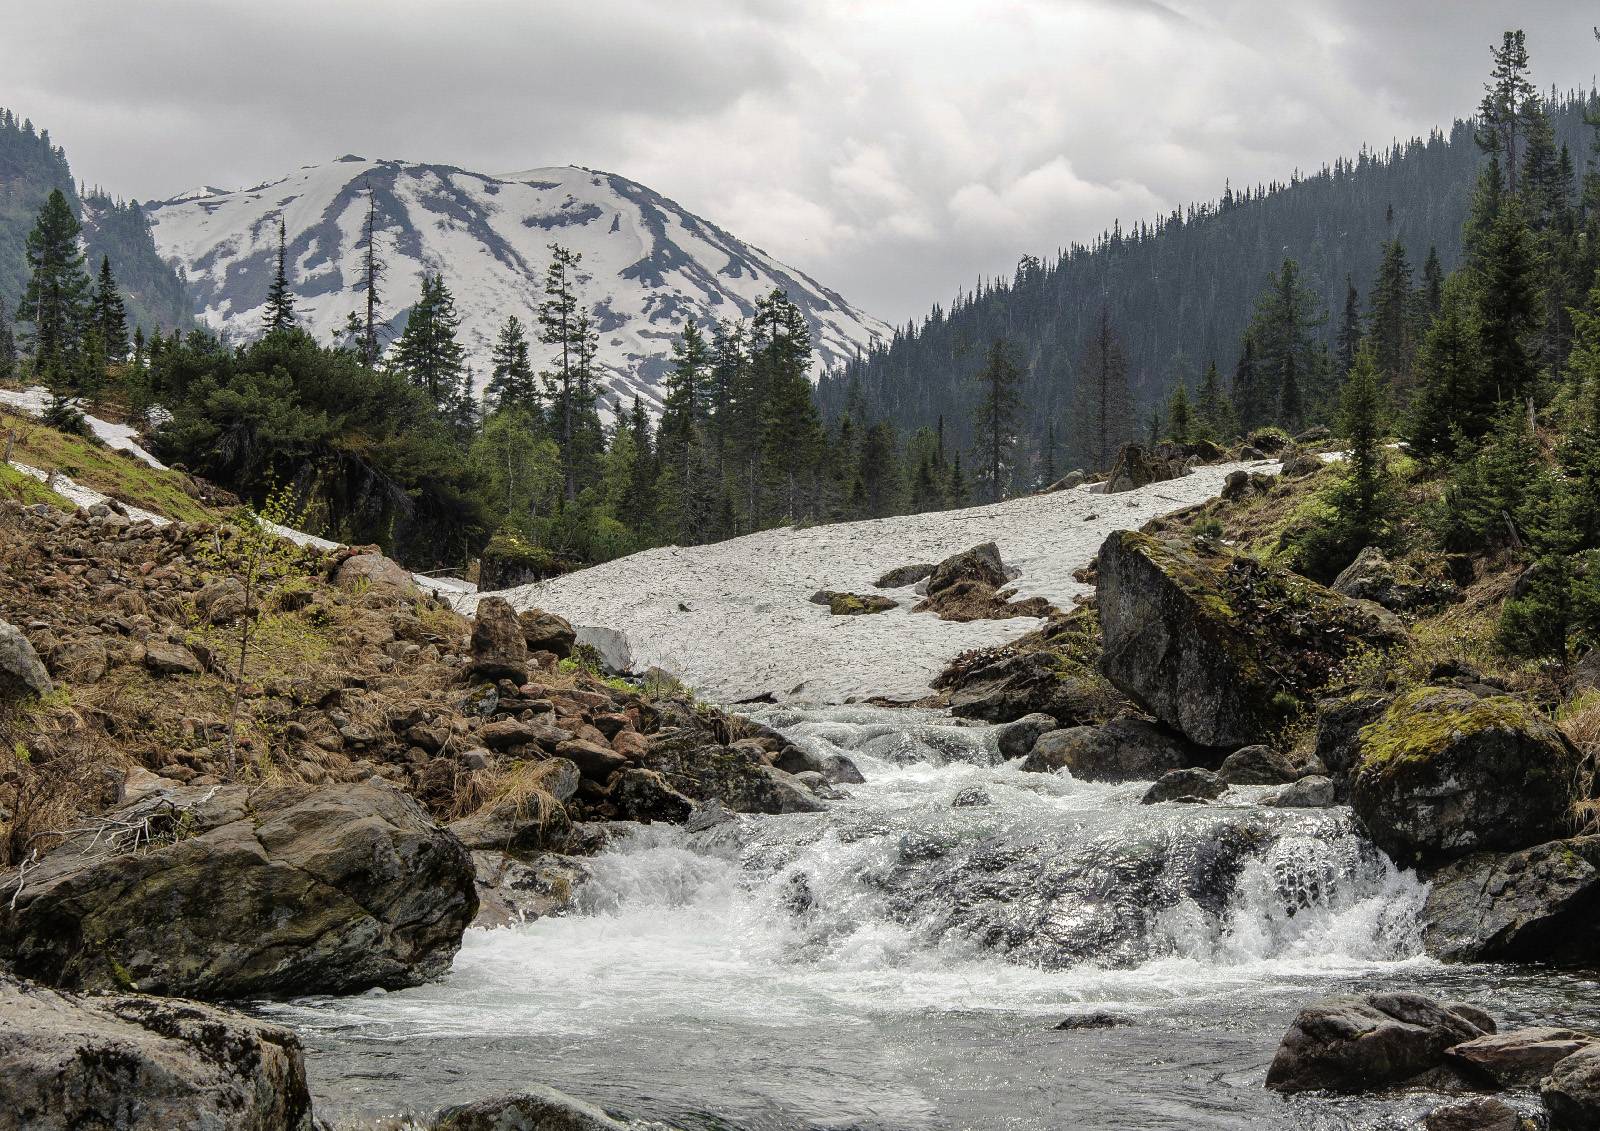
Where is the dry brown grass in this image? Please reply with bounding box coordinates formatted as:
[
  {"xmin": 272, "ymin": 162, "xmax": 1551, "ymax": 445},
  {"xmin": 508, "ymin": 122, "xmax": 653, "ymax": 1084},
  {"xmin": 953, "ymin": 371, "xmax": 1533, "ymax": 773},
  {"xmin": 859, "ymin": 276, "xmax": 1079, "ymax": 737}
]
[
  {"xmin": 451, "ymin": 758, "xmax": 568, "ymax": 825},
  {"xmin": 0, "ymin": 697, "xmax": 128, "ymax": 867},
  {"xmin": 1560, "ymin": 693, "xmax": 1600, "ymax": 836}
]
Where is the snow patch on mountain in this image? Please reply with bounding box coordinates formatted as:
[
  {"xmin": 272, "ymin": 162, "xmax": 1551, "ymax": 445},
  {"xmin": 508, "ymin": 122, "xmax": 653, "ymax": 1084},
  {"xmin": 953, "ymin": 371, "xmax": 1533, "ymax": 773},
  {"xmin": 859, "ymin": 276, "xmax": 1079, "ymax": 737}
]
[
  {"xmin": 145, "ymin": 159, "xmax": 889, "ymax": 411},
  {"xmin": 469, "ymin": 461, "xmax": 1278, "ymax": 705}
]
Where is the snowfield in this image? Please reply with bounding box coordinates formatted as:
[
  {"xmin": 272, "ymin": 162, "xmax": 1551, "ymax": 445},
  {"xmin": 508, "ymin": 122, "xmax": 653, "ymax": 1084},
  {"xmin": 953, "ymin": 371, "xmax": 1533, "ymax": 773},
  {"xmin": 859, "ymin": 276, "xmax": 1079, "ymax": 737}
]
[{"xmin": 472, "ymin": 462, "xmax": 1275, "ymax": 705}]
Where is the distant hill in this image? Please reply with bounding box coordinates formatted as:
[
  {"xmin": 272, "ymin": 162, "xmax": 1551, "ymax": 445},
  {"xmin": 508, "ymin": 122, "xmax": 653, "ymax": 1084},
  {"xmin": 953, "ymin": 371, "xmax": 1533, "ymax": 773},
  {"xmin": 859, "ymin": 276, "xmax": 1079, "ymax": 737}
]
[
  {"xmin": 145, "ymin": 158, "xmax": 889, "ymax": 411},
  {"xmin": 819, "ymin": 95, "xmax": 1599, "ymax": 469},
  {"xmin": 0, "ymin": 109, "xmax": 193, "ymax": 336}
]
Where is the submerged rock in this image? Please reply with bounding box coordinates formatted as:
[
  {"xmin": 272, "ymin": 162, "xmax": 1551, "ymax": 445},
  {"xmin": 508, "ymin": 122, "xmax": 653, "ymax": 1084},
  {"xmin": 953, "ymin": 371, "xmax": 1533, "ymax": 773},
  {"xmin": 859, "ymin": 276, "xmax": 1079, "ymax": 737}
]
[
  {"xmin": 1140, "ymin": 767, "xmax": 1227, "ymax": 805},
  {"xmin": 1265, "ymin": 993, "xmax": 1491, "ymax": 1094},
  {"xmin": 1417, "ymin": 1097, "xmax": 1527, "ymax": 1131},
  {"xmin": 1097, "ymin": 530, "xmax": 1400, "ymax": 747},
  {"xmin": 0, "ymin": 972, "xmax": 315, "ymax": 1131},
  {"xmin": 1054, "ymin": 1011, "xmax": 1132, "ymax": 1030},
  {"xmin": 1349, "ymin": 687, "xmax": 1581, "ymax": 865},
  {"xmin": 0, "ymin": 778, "xmax": 477, "ymax": 999}
]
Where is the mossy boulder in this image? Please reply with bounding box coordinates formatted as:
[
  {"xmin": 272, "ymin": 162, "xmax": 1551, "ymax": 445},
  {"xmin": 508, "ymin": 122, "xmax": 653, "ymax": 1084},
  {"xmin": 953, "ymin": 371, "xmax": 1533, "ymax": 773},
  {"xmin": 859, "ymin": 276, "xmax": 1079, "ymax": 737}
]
[
  {"xmin": 828, "ymin": 592, "xmax": 897, "ymax": 616},
  {"xmin": 1349, "ymin": 687, "xmax": 1581, "ymax": 866},
  {"xmin": 1096, "ymin": 530, "xmax": 1401, "ymax": 747},
  {"xmin": 478, "ymin": 531, "xmax": 570, "ymax": 591}
]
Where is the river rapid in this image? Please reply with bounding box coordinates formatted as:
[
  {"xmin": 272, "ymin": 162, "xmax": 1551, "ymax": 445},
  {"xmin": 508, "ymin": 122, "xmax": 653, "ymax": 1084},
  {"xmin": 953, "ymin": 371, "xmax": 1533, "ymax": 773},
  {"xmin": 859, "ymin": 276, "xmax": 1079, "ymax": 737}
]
[{"xmin": 273, "ymin": 706, "xmax": 1599, "ymax": 1129}]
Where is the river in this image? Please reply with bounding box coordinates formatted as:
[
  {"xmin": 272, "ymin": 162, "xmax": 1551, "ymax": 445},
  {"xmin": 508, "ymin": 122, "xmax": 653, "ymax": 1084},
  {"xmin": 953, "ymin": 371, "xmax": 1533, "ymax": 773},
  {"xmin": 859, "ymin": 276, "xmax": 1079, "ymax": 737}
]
[{"xmin": 269, "ymin": 705, "xmax": 1598, "ymax": 1129}]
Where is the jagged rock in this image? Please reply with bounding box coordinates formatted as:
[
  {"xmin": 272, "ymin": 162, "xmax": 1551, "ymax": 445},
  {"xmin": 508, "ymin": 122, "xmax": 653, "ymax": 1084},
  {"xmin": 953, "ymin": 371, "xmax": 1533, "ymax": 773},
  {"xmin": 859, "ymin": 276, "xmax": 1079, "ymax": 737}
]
[
  {"xmin": 1044, "ymin": 470, "xmax": 1086, "ymax": 492},
  {"xmin": 0, "ymin": 779, "xmax": 476, "ymax": 998},
  {"xmin": 0, "ymin": 972, "xmax": 315, "ymax": 1131},
  {"xmin": 142, "ymin": 639, "xmax": 202, "ymax": 676},
  {"xmin": 1104, "ymin": 443, "xmax": 1180, "ymax": 493},
  {"xmin": 1260, "ymin": 775, "xmax": 1337, "ymax": 808},
  {"xmin": 1140, "ymin": 767, "xmax": 1226, "ymax": 804},
  {"xmin": 334, "ymin": 551, "xmax": 418, "ymax": 594},
  {"xmin": 946, "ymin": 652, "xmax": 1105, "ymax": 726},
  {"xmin": 1221, "ymin": 469, "xmax": 1252, "ymax": 501},
  {"xmin": 480, "ymin": 718, "xmax": 571, "ymax": 752},
  {"xmin": 822, "ymin": 753, "xmax": 865, "ymax": 784},
  {"xmin": 432, "ymin": 1087, "xmax": 628, "ymax": 1130},
  {"xmin": 1312, "ymin": 691, "xmax": 1394, "ymax": 786},
  {"xmin": 469, "ymin": 850, "xmax": 591, "ymax": 928},
  {"xmin": 1332, "ymin": 546, "xmax": 1455, "ymax": 611},
  {"xmin": 519, "ymin": 609, "xmax": 576, "ymax": 658},
  {"xmin": 1446, "ymin": 1027, "xmax": 1599, "ymax": 1087},
  {"xmin": 557, "ymin": 737, "xmax": 630, "ymax": 781},
  {"xmin": 46, "ymin": 636, "xmax": 107, "ymax": 684},
  {"xmin": 0, "ymin": 620, "xmax": 52, "ymax": 699},
  {"xmin": 1421, "ymin": 837, "xmax": 1600, "ymax": 964},
  {"xmin": 194, "ymin": 576, "xmax": 248, "ymax": 624},
  {"xmin": 1416, "ymin": 1097, "xmax": 1527, "ymax": 1131},
  {"xmin": 471, "ymin": 596, "xmax": 530, "ymax": 681},
  {"xmin": 1217, "ymin": 744, "xmax": 1303, "ymax": 785},
  {"xmin": 952, "ymin": 787, "xmax": 991, "ymax": 807},
  {"xmin": 996, "ymin": 712, "xmax": 1059, "ymax": 760},
  {"xmin": 1349, "ymin": 688, "xmax": 1581, "ymax": 865},
  {"xmin": 927, "ymin": 541, "xmax": 1013, "ymax": 595},
  {"xmin": 1021, "ymin": 717, "xmax": 1208, "ymax": 781},
  {"xmin": 1054, "ymin": 1011, "xmax": 1132, "ymax": 1030},
  {"xmin": 1264, "ymin": 993, "xmax": 1491, "ymax": 1094},
  {"xmin": 611, "ymin": 767, "xmax": 695, "ymax": 823},
  {"xmin": 642, "ymin": 724, "xmax": 825, "ymax": 814},
  {"xmin": 1544, "ymin": 1044, "xmax": 1600, "ymax": 1131},
  {"xmin": 1097, "ymin": 530, "xmax": 1405, "ymax": 747},
  {"xmin": 828, "ymin": 592, "xmax": 897, "ymax": 616},
  {"xmin": 1279, "ymin": 445, "xmax": 1325, "ymax": 478},
  {"xmin": 875, "ymin": 563, "xmax": 936, "ymax": 589}
]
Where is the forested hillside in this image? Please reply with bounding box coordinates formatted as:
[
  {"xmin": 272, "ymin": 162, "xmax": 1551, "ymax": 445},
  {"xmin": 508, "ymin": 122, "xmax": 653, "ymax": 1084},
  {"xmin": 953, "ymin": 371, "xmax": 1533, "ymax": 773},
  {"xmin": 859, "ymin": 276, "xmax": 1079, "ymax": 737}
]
[
  {"xmin": 819, "ymin": 93, "xmax": 1599, "ymax": 477},
  {"xmin": 0, "ymin": 109, "xmax": 192, "ymax": 335}
]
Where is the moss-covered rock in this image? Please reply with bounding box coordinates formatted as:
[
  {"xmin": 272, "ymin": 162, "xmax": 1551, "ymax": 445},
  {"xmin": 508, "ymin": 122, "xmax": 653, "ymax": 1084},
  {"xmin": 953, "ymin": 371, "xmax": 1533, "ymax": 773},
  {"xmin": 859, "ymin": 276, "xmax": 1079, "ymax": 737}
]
[
  {"xmin": 478, "ymin": 530, "xmax": 570, "ymax": 591},
  {"xmin": 1096, "ymin": 530, "xmax": 1402, "ymax": 747},
  {"xmin": 1349, "ymin": 687, "xmax": 1581, "ymax": 865},
  {"xmin": 828, "ymin": 592, "xmax": 897, "ymax": 616}
]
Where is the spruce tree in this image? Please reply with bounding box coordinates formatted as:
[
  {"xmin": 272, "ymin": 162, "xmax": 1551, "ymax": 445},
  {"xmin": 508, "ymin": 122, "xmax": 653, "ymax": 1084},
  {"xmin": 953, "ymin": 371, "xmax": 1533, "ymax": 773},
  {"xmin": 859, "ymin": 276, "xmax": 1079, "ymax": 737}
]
[
  {"xmin": 1422, "ymin": 247, "xmax": 1445, "ymax": 317},
  {"xmin": 947, "ymin": 451, "xmax": 969, "ymax": 506},
  {"xmin": 1409, "ymin": 276, "xmax": 1488, "ymax": 457},
  {"xmin": 1368, "ymin": 239, "xmax": 1419, "ymax": 397},
  {"xmin": 756, "ymin": 291, "xmax": 823, "ymax": 522},
  {"xmin": 1167, "ymin": 381, "xmax": 1193, "ymax": 442},
  {"xmin": 1195, "ymin": 361, "xmax": 1237, "ymax": 441},
  {"xmin": 973, "ymin": 337, "xmax": 1022, "ymax": 501},
  {"xmin": 91, "ymin": 255, "xmax": 130, "ymax": 362},
  {"xmin": 1247, "ymin": 258, "xmax": 1327, "ymax": 430},
  {"xmin": 394, "ymin": 273, "xmax": 467, "ymax": 412},
  {"xmin": 1477, "ymin": 29, "xmax": 1537, "ymax": 192},
  {"xmin": 486, "ymin": 314, "xmax": 537, "ymax": 413},
  {"xmin": 263, "ymin": 219, "xmax": 297, "ymax": 335},
  {"xmin": 1474, "ymin": 192, "xmax": 1541, "ymax": 405},
  {"xmin": 21, "ymin": 189, "xmax": 90, "ymax": 385},
  {"xmin": 0, "ymin": 296, "xmax": 15, "ymax": 383},
  {"xmin": 1076, "ymin": 308, "xmax": 1135, "ymax": 469},
  {"xmin": 1337, "ymin": 276, "xmax": 1362, "ymax": 380}
]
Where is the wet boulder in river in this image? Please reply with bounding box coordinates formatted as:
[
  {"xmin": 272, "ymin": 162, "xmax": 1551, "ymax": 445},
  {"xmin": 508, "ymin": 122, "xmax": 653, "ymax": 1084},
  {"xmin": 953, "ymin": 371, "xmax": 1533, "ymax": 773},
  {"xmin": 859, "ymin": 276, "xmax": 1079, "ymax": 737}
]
[
  {"xmin": 1421, "ymin": 836, "xmax": 1600, "ymax": 964},
  {"xmin": 1022, "ymin": 716, "xmax": 1211, "ymax": 782},
  {"xmin": 1265, "ymin": 993, "xmax": 1491, "ymax": 1094}
]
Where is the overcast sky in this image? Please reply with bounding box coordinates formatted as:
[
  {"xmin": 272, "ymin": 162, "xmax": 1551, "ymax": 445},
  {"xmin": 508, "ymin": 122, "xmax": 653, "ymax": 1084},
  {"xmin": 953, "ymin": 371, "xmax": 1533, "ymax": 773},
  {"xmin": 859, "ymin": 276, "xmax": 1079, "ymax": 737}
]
[{"xmin": 6, "ymin": 1, "xmax": 1596, "ymax": 323}]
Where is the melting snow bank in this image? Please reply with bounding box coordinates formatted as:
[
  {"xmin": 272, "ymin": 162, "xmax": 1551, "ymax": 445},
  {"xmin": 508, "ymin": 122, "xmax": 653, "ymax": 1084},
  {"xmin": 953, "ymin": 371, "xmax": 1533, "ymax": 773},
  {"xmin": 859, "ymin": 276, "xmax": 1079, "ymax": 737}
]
[
  {"xmin": 0, "ymin": 385, "xmax": 168, "ymax": 469},
  {"xmin": 471, "ymin": 461, "xmax": 1276, "ymax": 704}
]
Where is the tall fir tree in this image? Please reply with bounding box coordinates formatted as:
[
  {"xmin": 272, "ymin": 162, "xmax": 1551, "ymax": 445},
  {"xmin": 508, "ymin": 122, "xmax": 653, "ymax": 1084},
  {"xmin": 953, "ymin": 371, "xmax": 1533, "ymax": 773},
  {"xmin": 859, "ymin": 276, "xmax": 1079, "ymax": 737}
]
[
  {"xmin": 1246, "ymin": 257, "xmax": 1327, "ymax": 429},
  {"xmin": 20, "ymin": 189, "xmax": 90, "ymax": 385},
  {"xmin": 1408, "ymin": 275, "xmax": 1488, "ymax": 456},
  {"xmin": 973, "ymin": 337, "xmax": 1023, "ymax": 501},
  {"xmin": 1477, "ymin": 29, "xmax": 1538, "ymax": 192},
  {"xmin": 1336, "ymin": 276, "xmax": 1362, "ymax": 380},
  {"xmin": 485, "ymin": 314, "xmax": 537, "ymax": 413},
  {"xmin": 539, "ymin": 243, "xmax": 587, "ymax": 503},
  {"xmin": 1075, "ymin": 307, "xmax": 1135, "ymax": 469},
  {"xmin": 262, "ymin": 219, "xmax": 297, "ymax": 336},
  {"xmin": 755, "ymin": 291, "xmax": 823, "ymax": 522},
  {"xmin": 1195, "ymin": 360, "xmax": 1237, "ymax": 441},
  {"xmin": 1421, "ymin": 246, "xmax": 1445, "ymax": 317},
  {"xmin": 1167, "ymin": 381, "xmax": 1193, "ymax": 442},
  {"xmin": 394, "ymin": 273, "xmax": 467, "ymax": 413},
  {"xmin": 1368, "ymin": 239, "xmax": 1419, "ymax": 398}
]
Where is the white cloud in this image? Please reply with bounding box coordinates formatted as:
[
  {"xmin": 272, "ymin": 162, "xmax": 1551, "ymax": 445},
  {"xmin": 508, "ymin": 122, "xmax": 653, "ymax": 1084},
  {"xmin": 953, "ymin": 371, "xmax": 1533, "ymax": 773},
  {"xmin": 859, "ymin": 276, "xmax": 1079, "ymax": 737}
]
[{"xmin": 2, "ymin": 0, "xmax": 1595, "ymax": 323}]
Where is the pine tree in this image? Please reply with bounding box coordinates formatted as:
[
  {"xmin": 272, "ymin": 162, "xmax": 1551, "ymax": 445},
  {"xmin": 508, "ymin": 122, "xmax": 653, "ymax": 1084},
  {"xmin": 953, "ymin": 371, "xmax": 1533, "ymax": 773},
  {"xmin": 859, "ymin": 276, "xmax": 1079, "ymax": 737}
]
[
  {"xmin": 1368, "ymin": 239, "xmax": 1419, "ymax": 398},
  {"xmin": 973, "ymin": 337, "xmax": 1023, "ymax": 501},
  {"xmin": 1477, "ymin": 30, "xmax": 1537, "ymax": 192},
  {"xmin": 393, "ymin": 274, "xmax": 467, "ymax": 412},
  {"xmin": 539, "ymin": 243, "xmax": 587, "ymax": 503},
  {"xmin": 1409, "ymin": 276, "xmax": 1488, "ymax": 456},
  {"xmin": 1076, "ymin": 308, "xmax": 1135, "ymax": 469},
  {"xmin": 756, "ymin": 291, "xmax": 823, "ymax": 522},
  {"xmin": 262, "ymin": 219, "xmax": 297, "ymax": 336},
  {"xmin": 1337, "ymin": 276, "xmax": 1362, "ymax": 380},
  {"xmin": 20, "ymin": 189, "xmax": 90, "ymax": 385},
  {"xmin": 485, "ymin": 314, "xmax": 537, "ymax": 413},
  {"xmin": 1195, "ymin": 360, "xmax": 1237, "ymax": 441},
  {"xmin": 1422, "ymin": 246, "xmax": 1445, "ymax": 317},
  {"xmin": 947, "ymin": 451, "xmax": 969, "ymax": 506},
  {"xmin": 1167, "ymin": 381, "xmax": 1193, "ymax": 442},
  {"xmin": 1474, "ymin": 191, "xmax": 1541, "ymax": 405},
  {"xmin": 1233, "ymin": 336, "xmax": 1262, "ymax": 431},
  {"xmin": 0, "ymin": 296, "xmax": 16, "ymax": 383},
  {"xmin": 90, "ymin": 255, "xmax": 130, "ymax": 362},
  {"xmin": 356, "ymin": 182, "xmax": 386, "ymax": 368}
]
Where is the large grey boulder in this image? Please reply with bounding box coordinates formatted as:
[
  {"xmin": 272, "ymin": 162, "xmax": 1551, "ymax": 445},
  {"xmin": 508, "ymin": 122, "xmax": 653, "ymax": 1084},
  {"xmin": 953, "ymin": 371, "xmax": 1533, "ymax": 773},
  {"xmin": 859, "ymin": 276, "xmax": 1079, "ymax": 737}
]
[
  {"xmin": 1097, "ymin": 530, "xmax": 1398, "ymax": 747},
  {"xmin": 0, "ymin": 972, "xmax": 315, "ymax": 1130},
  {"xmin": 1422, "ymin": 837, "xmax": 1600, "ymax": 964},
  {"xmin": 334, "ymin": 550, "xmax": 418, "ymax": 594},
  {"xmin": 1021, "ymin": 717, "xmax": 1207, "ymax": 782},
  {"xmin": 0, "ymin": 619, "xmax": 51, "ymax": 699},
  {"xmin": 1349, "ymin": 687, "xmax": 1581, "ymax": 865},
  {"xmin": 1264, "ymin": 993, "xmax": 1491, "ymax": 1094},
  {"xmin": 471, "ymin": 595, "xmax": 530, "ymax": 681},
  {"xmin": 433, "ymin": 1086, "xmax": 628, "ymax": 1130},
  {"xmin": 0, "ymin": 778, "xmax": 476, "ymax": 999},
  {"xmin": 926, "ymin": 541, "xmax": 1012, "ymax": 595}
]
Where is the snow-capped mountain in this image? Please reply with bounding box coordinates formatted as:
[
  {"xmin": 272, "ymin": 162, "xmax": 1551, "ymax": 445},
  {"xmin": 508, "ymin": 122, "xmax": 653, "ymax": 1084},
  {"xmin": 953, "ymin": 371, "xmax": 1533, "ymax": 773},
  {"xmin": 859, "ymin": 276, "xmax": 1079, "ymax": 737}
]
[{"xmin": 144, "ymin": 158, "xmax": 889, "ymax": 410}]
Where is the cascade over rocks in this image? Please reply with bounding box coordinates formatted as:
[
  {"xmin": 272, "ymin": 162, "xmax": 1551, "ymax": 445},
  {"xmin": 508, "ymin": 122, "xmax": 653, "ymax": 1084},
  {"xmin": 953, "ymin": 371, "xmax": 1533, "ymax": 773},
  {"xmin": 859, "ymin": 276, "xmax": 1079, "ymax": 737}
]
[
  {"xmin": 1348, "ymin": 687, "xmax": 1581, "ymax": 865},
  {"xmin": 0, "ymin": 777, "xmax": 477, "ymax": 999},
  {"xmin": 1097, "ymin": 530, "xmax": 1406, "ymax": 747},
  {"xmin": 1421, "ymin": 837, "xmax": 1600, "ymax": 964},
  {"xmin": 1265, "ymin": 993, "xmax": 1492, "ymax": 1094},
  {"xmin": 0, "ymin": 973, "xmax": 315, "ymax": 1131}
]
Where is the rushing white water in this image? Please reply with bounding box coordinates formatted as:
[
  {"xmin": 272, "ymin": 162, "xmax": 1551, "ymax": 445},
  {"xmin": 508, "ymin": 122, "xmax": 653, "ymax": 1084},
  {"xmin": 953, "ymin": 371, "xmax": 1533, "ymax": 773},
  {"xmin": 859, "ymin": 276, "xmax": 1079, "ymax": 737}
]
[{"xmin": 266, "ymin": 705, "xmax": 1588, "ymax": 1131}]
